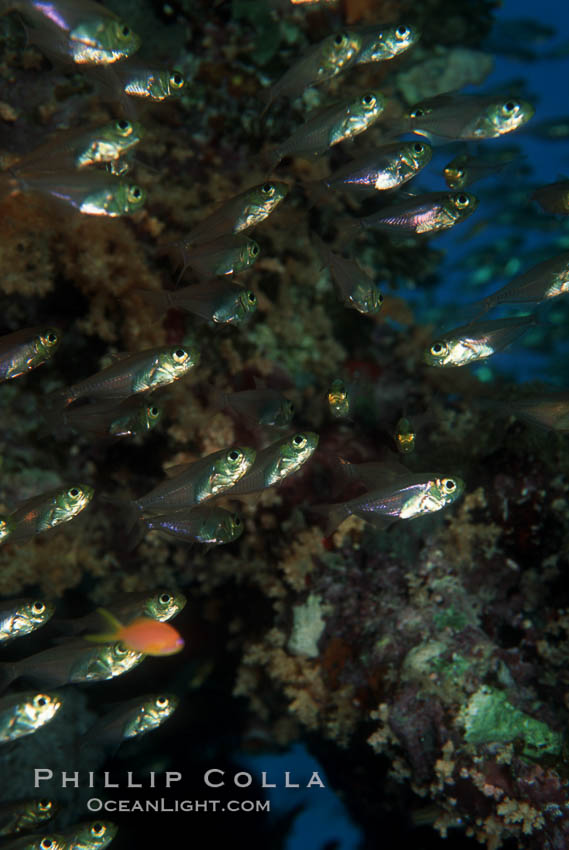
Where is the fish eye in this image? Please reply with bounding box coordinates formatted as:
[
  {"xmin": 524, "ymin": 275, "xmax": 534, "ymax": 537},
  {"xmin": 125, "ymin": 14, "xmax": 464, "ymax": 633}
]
[
  {"xmin": 334, "ymin": 32, "xmax": 347, "ymax": 47},
  {"xmin": 377, "ymin": 292, "xmax": 384, "ymax": 302},
  {"xmin": 395, "ymin": 25, "xmax": 410, "ymax": 38},
  {"xmin": 156, "ymin": 696, "xmax": 169, "ymax": 707},
  {"xmin": 503, "ymin": 100, "xmax": 518, "ymax": 114},
  {"xmin": 40, "ymin": 840, "xmax": 53, "ymax": 850},
  {"xmin": 430, "ymin": 342, "xmax": 445, "ymax": 355},
  {"xmin": 119, "ymin": 24, "xmax": 131, "ymax": 38},
  {"xmin": 250, "ymin": 242, "xmax": 260, "ymax": 256},
  {"xmin": 292, "ymin": 433, "xmax": 307, "ymax": 449},
  {"xmin": 159, "ymin": 593, "xmax": 172, "ymax": 604},
  {"xmin": 443, "ymin": 478, "xmax": 456, "ymax": 491},
  {"xmin": 411, "ymin": 107, "xmax": 425, "ymax": 119},
  {"xmin": 455, "ymin": 194, "xmax": 470, "ymax": 208},
  {"xmin": 68, "ymin": 487, "xmax": 80, "ymax": 499},
  {"xmin": 173, "ymin": 348, "xmax": 188, "ymax": 363},
  {"xmin": 34, "ymin": 695, "xmax": 48, "ymax": 707},
  {"xmin": 128, "ymin": 185, "xmax": 143, "ymax": 202},
  {"xmin": 362, "ymin": 93, "xmax": 376, "ymax": 107},
  {"xmin": 247, "ymin": 291, "xmax": 257, "ymax": 304},
  {"xmin": 287, "ymin": 401, "xmax": 295, "ymax": 413},
  {"xmin": 170, "ymin": 71, "xmax": 184, "ymax": 89},
  {"xmin": 114, "ymin": 642, "xmax": 128, "ymax": 656},
  {"xmin": 91, "ymin": 824, "xmax": 106, "ymax": 837},
  {"xmin": 44, "ymin": 329, "xmax": 59, "ymax": 345},
  {"xmin": 261, "ymin": 182, "xmax": 274, "ymax": 195},
  {"xmin": 233, "ymin": 515, "xmax": 242, "ymax": 526},
  {"xmin": 38, "ymin": 800, "xmax": 52, "ymax": 811},
  {"xmin": 228, "ymin": 449, "xmax": 243, "ymax": 463},
  {"xmin": 413, "ymin": 142, "xmax": 424, "ymax": 153},
  {"xmin": 116, "ymin": 118, "xmax": 132, "ymax": 135},
  {"xmin": 32, "ymin": 600, "xmax": 46, "ymax": 613}
]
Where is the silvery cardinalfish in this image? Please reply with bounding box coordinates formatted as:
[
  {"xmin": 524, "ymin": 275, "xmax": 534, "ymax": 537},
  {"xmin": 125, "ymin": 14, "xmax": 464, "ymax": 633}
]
[
  {"xmin": 424, "ymin": 314, "xmax": 538, "ymax": 367},
  {"xmin": 139, "ymin": 506, "xmax": 244, "ymax": 547},
  {"xmin": 315, "ymin": 462, "xmax": 464, "ymax": 534},
  {"xmin": 322, "ymin": 141, "xmax": 432, "ymax": 196},
  {"xmin": 480, "ymin": 390, "xmax": 569, "ymax": 433},
  {"xmin": 0, "ymin": 833, "xmax": 67, "ymax": 850},
  {"xmin": 83, "ymin": 694, "xmax": 178, "ymax": 758},
  {"xmin": 60, "ymin": 820, "xmax": 117, "ymax": 850},
  {"xmin": 133, "ymin": 446, "xmax": 257, "ymax": 515},
  {"xmin": 229, "ymin": 432, "xmax": 319, "ymax": 495},
  {"xmin": 183, "ymin": 182, "xmax": 289, "ymax": 245},
  {"xmin": 53, "ymin": 589, "xmax": 186, "ymax": 636},
  {"xmin": 0, "ymin": 640, "xmax": 144, "ymax": 692},
  {"xmin": 216, "ymin": 385, "xmax": 294, "ymax": 428},
  {"xmin": 1, "ymin": 0, "xmax": 141, "ymax": 65},
  {"xmin": 443, "ymin": 149, "xmax": 519, "ymax": 189},
  {"xmin": 269, "ymin": 91, "xmax": 384, "ymax": 170},
  {"xmin": 0, "ymin": 326, "xmax": 60, "ymax": 382},
  {"xmin": 7, "ymin": 172, "xmax": 146, "ymax": 216},
  {"xmin": 349, "ymin": 191, "xmax": 478, "ymax": 236},
  {"xmin": 314, "ymin": 235, "xmax": 384, "ymax": 315},
  {"xmin": 54, "ymin": 344, "xmax": 198, "ymax": 407},
  {"xmin": 0, "ymin": 691, "xmax": 62, "ymax": 743},
  {"xmin": 2, "ymin": 484, "xmax": 94, "ymax": 545},
  {"xmin": 54, "ymin": 396, "xmax": 163, "ymax": 439},
  {"xmin": 262, "ymin": 30, "xmax": 363, "ymax": 113},
  {"xmin": 403, "ymin": 93, "xmax": 535, "ymax": 140},
  {"xmin": 327, "ymin": 378, "xmax": 350, "ymax": 419},
  {"xmin": 178, "ymin": 235, "xmax": 260, "ymax": 280},
  {"xmin": 137, "ymin": 281, "xmax": 258, "ymax": 325},
  {"xmin": 468, "ymin": 251, "xmax": 569, "ymax": 317},
  {"xmin": 355, "ymin": 22, "xmax": 420, "ymax": 64},
  {"xmin": 10, "ymin": 120, "xmax": 143, "ymax": 173},
  {"xmin": 0, "ymin": 799, "xmax": 59, "ymax": 837},
  {"xmin": 0, "ymin": 598, "xmax": 55, "ymax": 644}
]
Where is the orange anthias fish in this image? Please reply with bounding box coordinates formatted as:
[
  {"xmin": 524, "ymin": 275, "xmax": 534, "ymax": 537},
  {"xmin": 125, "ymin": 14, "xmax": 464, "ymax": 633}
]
[{"xmin": 87, "ymin": 609, "xmax": 184, "ymax": 656}]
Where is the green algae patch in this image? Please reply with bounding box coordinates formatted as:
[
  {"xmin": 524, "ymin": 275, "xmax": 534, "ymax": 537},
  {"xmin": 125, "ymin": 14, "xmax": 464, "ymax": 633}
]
[{"xmin": 459, "ymin": 686, "xmax": 563, "ymax": 760}]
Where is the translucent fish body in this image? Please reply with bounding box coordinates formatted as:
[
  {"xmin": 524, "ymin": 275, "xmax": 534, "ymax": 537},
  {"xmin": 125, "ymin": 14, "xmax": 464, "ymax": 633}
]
[
  {"xmin": 358, "ymin": 191, "xmax": 478, "ymax": 235},
  {"xmin": 0, "ymin": 326, "xmax": 60, "ymax": 382},
  {"xmin": 0, "ymin": 832, "xmax": 66, "ymax": 850},
  {"xmin": 473, "ymin": 251, "xmax": 569, "ymax": 314},
  {"xmin": 356, "ymin": 22, "xmax": 420, "ymax": 64},
  {"xmin": 407, "ymin": 93, "xmax": 535, "ymax": 140},
  {"xmin": 443, "ymin": 150, "xmax": 517, "ymax": 189},
  {"xmin": 325, "ymin": 141, "xmax": 432, "ymax": 194},
  {"xmin": 230, "ymin": 432, "xmax": 319, "ymax": 495},
  {"xmin": 15, "ymin": 0, "xmax": 141, "ymax": 65},
  {"xmin": 16, "ymin": 172, "xmax": 145, "ymax": 216},
  {"xmin": 59, "ymin": 396, "xmax": 162, "ymax": 439},
  {"xmin": 135, "ymin": 446, "xmax": 257, "ymax": 514},
  {"xmin": 180, "ymin": 235, "xmax": 260, "ymax": 278},
  {"xmin": 143, "ymin": 507, "xmax": 244, "ymax": 545},
  {"xmin": 0, "ymin": 599, "xmax": 55, "ymax": 643},
  {"xmin": 185, "ymin": 182, "xmax": 289, "ymax": 245},
  {"xmin": 61, "ymin": 820, "xmax": 117, "ymax": 850},
  {"xmin": 424, "ymin": 315, "xmax": 536, "ymax": 367},
  {"xmin": 315, "ymin": 236, "xmax": 383, "ymax": 313},
  {"xmin": 0, "ymin": 799, "xmax": 58, "ymax": 837},
  {"xmin": 120, "ymin": 67, "xmax": 185, "ymax": 100},
  {"xmin": 330, "ymin": 474, "xmax": 464, "ymax": 527},
  {"xmin": 327, "ymin": 378, "xmax": 350, "ymax": 419},
  {"xmin": 218, "ymin": 387, "xmax": 294, "ymax": 427},
  {"xmin": 395, "ymin": 417, "xmax": 416, "ymax": 453},
  {"xmin": 57, "ymin": 345, "xmax": 198, "ymax": 406},
  {"xmin": 265, "ymin": 30, "xmax": 363, "ymax": 108},
  {"xmin": 0, "ymin": 691, "xmax": 62, "ymax": 743},
  {"xmin": 138, "ymin": 282, "xmax": 257, "ymax": 325},
  {"xmin": 4, "ymin": 485, "xmax": 94, "ymax": 545},
  {"xmin": 274, "ymin": 91, "xmax": 384, "ymax": 165}
]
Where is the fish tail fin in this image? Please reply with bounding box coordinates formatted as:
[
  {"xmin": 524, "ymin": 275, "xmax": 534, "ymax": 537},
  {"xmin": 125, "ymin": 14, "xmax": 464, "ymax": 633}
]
[
  {"xmin": 310, "ymin": 502, "xmax": 350, "ymax": 537},
  {"xmin": 132, "ymin": 289, "xmax": 171, "ymax": 315}
]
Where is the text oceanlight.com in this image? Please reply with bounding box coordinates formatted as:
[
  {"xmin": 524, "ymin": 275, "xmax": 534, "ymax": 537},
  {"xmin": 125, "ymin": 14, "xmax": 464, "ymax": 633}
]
[{"xmin": 86, "ymin": 799, "xmax": 271, "ymax": 813}]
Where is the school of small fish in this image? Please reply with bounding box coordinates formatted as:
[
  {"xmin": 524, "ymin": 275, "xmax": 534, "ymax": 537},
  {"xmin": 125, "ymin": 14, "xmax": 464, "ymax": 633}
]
[{"xmin": 0, "ymin": 0, "xmax": 568, "ymax": 842}]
